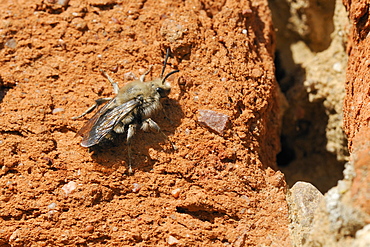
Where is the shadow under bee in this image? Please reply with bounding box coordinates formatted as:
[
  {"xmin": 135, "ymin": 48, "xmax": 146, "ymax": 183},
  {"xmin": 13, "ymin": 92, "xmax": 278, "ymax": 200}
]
[{"xmin": 88, "ymin": 98, "xmax": 183, "ymax": 173}]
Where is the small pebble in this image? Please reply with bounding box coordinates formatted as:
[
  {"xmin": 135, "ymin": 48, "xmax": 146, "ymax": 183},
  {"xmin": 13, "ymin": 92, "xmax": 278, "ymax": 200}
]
[
  {"xmin": 85, "ymin": 225, "xmax": 94, "ymax": 232},
  {"xmin": 132, "ymin": 183, "xmax": 141, "ymax": 193},
  {"xmin": 171, "ymin": 188, "xmax": 181, "ymax": 199},
  {"xmin": 333, "ymin": 62, "xmax": 342, "ymax": 72},
  {"xmin": 5, "ymin": 39, "xmax": 17, "ymax": 49},
  {"xmin": 198, "ymin": 109, "xmax": 229, "ymax": 134},
  {"xmin": 48, "ymin": 210, "xmax": 57, "ymax": 218},
  {"xmin": 61, "ymin": 181, "xmax": 77, "ymax": 196},
  {"xmin": 48, "ymin": 202, "xmax": 57, "ymax": 209},
  {"xmin": 9, "ymin": 229, "xmax": 20, "ymax": 242},
  {"xmin": 168, "ymin": 235, "xmax": 179, "ymax": 245},
  {"xmin": 58, "ymin": 39, "xmax": 66, "ymax": 49},
  {"xmin": 242, "ymin": 9, "xmax": 253, "ymax": 15},
  {"xmin": 52, "ymin": 108, "xmax": 64, "ymax": 114},
  {"xmin": 57, "ymin": 0, "xmax": 70, "ymax": 6},
  {"xmin": 70, "ymin": 18, "xmax": 87, "ymax": 31},
  {"xmin": 240, "ymin": 195, "xmax": 250, "ymax": 204},
  {"xmin": 110, "ymin": 66, "xmax": 119, "ymax": 73}
]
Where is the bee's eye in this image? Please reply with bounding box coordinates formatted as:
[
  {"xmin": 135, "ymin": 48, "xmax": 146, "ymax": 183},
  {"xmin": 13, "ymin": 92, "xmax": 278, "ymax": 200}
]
[{"xmin": 156, "ymin": 87, "xmax": 170, "ymax": 98}]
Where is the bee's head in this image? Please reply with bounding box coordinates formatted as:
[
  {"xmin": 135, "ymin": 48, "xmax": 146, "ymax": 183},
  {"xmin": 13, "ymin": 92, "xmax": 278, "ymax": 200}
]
[
  {"xmin": 151, "ymin": 69, "xmax": 178, "ymax": 98},
  {"xmin": 155, "ymin": 49, "xmax": 179, "ymax": 98},
  {"xmin": 158, "ymin": 70, "xmax": 179, "ymax": 98},
  {"xmin": 155, "ymin": 82, "xmax": 171, "ymax": 98}
]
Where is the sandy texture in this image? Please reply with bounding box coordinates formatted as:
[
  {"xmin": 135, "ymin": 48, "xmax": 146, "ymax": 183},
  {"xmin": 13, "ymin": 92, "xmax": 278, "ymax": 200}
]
[
  {"xmin": 343, "ymin": 0, "xmax": 370, "ymax": 152},
  {"xmin": 0, "ymin": 0, "xmax": 290, "ymax": 246},
  {"xmin": 343, "ymin": 0, "xmax": 370, "ymax": 216}
]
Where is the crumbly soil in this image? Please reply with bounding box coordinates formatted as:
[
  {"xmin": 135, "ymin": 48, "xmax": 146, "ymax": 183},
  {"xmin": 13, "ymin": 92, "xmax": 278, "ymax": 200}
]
[
  {"xmin": 343, "ymin": 0, "xmax": 370, "ymax": 152},
  {"xmin": 0, "ymin": 0, "xmax": 290, "ymax": 246},
  {"xmin": 343, "ymin": 0, "xmax": 370, "ymax": 215}
]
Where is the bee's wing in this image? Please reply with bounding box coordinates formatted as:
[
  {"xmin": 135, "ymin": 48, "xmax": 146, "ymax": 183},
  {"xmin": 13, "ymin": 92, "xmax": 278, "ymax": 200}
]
[
  {"xmin": 77, "ymin": 98, "xmax": 140, "ymax": 147},
  {"xmin": 77, "ymin": 99, "xmax": 117, "ymax": 138}
]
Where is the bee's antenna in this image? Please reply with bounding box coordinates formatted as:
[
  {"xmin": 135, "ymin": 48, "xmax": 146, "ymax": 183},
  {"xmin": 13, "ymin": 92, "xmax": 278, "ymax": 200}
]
[
  {"xmin": 162, "ymin": 70, "xmax": 179, "ymax": 83},
  {"xmin": 160, "ymin": 48, "xmax": 171, "ymax": 79}
]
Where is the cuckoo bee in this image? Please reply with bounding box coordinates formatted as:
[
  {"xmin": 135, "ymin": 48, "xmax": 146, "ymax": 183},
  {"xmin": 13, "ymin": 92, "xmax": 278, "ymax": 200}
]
[{"xmin": 74, "ymin": 50, "xmax": 179, "ymax": 172}]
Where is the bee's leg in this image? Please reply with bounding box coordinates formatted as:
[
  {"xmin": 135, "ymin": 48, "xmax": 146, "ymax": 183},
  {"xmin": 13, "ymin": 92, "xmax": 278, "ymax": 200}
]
[
  {"xmin": 72, "ymin": 98, "xmax": 112, "ymax": 119},
  {"xmin": 127, "ymin": 124, "xmax": 137, "ymax": 174},
  {"xmin": 142, "ymin": 118, "xmax": 177, "ymax": 150},
  {"xmin": 139, "ymin": 65, "xmax": 153, "ymax": 83},
  {"xmin": 161, "ymin": 107, "xmax": 174, "ymax": 125},
  {"xmin": 100, "ymin": 69, "xmax": 119, "ymax": 94}
]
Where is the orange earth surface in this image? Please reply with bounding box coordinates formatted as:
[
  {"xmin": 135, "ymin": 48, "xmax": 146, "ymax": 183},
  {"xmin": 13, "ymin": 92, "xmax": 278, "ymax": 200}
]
[{"xmin": 0, "ymin": 0, "xmax": 290, "ymax": 246}]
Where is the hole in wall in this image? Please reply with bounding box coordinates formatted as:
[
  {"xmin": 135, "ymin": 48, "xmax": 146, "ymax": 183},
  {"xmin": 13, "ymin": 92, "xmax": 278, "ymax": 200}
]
[{"xmin": 269, "ymin": 0, "xmax": 347, "ymax": 193}]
